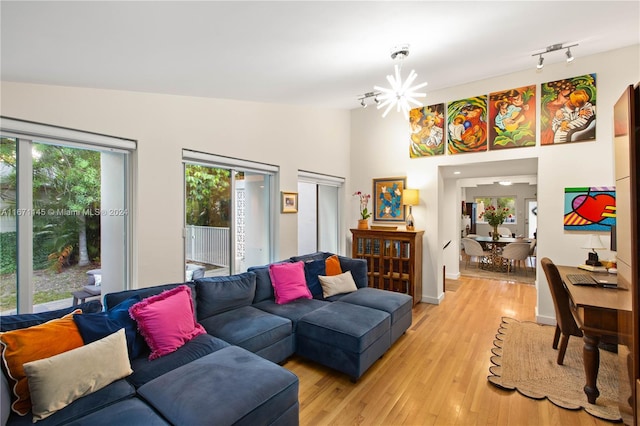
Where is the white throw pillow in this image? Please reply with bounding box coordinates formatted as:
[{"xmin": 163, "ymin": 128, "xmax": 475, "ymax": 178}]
[
  {"xmin": 23, "ymin": 328, "xmax": 132, "ymax": 422},
  {"xmin": 318, "ymin": 270, "xmax": 358, "ymax": 298}
]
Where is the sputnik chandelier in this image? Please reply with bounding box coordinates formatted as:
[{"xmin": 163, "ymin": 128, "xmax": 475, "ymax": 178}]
[{"xmin": 371, "ymin": 44, "xmax": 428, "ymax": 118}]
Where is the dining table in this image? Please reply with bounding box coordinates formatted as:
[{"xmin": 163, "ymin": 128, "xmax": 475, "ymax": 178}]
[{"xmin": 470, "ymin": 236, "xmax": 531, "ymax": 272}]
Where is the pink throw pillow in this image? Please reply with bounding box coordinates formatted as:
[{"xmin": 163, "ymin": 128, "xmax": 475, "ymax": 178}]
[
  {"xmin": 268, "ymin": 262, "xmax": 312, "ymax": 304},
  {"xmin": 129, "ymin": 285, "xmax": 206, "ymax": 360}
]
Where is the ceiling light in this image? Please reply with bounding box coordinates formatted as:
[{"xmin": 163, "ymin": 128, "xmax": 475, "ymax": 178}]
[
  {"xmin": 374, "ymin": 45, "xmax": 428, "ymax": 118},
  {"xmin": 499, "ymin": 181, "xmax": 512, "ymax": 186},
  {"xmin": 532, "ymin": 43, "xmax": 578, "ymax": 70},
  {"xmin": 357, "ymin": 91, "xmax": 381, "ymax": 109},
  {"xmin": 566, "ymin": 47, "xmax": 574, "ymax": 63},
  {"xmin": 453, "ymin": 171, "xmax": 461, "ymax": 175}
]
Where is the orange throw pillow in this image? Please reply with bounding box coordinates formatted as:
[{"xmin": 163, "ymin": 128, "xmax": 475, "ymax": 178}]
[
  {"xmin": 0, "ymin": 311, "xmax": 84, "ymax": 415},
  {"xmin": 325, "ymin": 254, "xmax": 343, "ymax": 276}
]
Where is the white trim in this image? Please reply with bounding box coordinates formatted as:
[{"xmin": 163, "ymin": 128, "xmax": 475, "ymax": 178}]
[
  {"xmin": 182, "ymin": 149, "xmax": 278, "ymax": 174},
  {"xmin": 298, "ymin": 170, "xmax": 345, "ymax": 186},
  {"xmin": 0, "ymin": 117, "xmax": 136, "ymax": 152},
  {"xmin": 17, "ymin": 139, "xmax": 34, "ymax": 313}
]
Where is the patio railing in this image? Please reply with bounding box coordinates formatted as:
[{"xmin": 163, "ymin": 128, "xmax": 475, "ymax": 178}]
[{"xmin": 186, "ymin": 225, "xmax": 229, "ymax": 267}]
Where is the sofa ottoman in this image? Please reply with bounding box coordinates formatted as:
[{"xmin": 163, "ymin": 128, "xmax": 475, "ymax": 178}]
[
  {"xmin": 137, "ymin": 346, "xmax": 299, "ymax": 426},
  {"xmin": 296, "ymin": 301, "xmax": 390, "ymax": 381},
  {"xmin": 338, "ymin": 287, "xmax": 413, "ymax": 344}
]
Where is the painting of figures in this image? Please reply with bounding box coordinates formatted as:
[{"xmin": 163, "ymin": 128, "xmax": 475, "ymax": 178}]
[
  {"xmin": 564, "ymin": 186, "xmax": 615, "ymax": 231},
  {"xmin": 409, "ymin": 103, "xmax": 445, "ymax": 158},
  {"xmin": 488, "ymin": 85, "xmax": 536, "ymax": 150},
  {"xmin": 447, "ymin": 96, "xmax": 488, "ymax": 154},
  {"xmin": 541, "ymin": 74, "xmax": 597, "ymax": 145}
]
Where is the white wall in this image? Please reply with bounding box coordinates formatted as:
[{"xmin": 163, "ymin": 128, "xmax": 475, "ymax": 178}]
[
  {"xmin": 350, "ymin": 45, "xmax": 640, "ymax": 323},
  {"xmin": 0, "ymin": 83, "xmax": 351, "ymax": 288}
]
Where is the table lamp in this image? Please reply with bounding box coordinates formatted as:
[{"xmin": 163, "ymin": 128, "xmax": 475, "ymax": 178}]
[
  {"xmin": 583, "ymin": 234, "xmax": 605, "ymax": 266},
  {"xmin": 403, "ymin": 189, "xmax": 419, "ymax": 231}
]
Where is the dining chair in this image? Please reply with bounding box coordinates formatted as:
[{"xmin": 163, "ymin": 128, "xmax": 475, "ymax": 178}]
[
  {"xmin": 461, "ymin": 238, "xmax": 490, "ymax": 269},
  {"xmin": 497, "ymin": 226, "xmax": 512, "ymax": 237},
  {"xmin": 501, "ymin": 242, "xmax": 531, "ymax": 276},
  {"xmin": 528, "ymin": 238, "xmax": 537, "ymax": 268},
  {"xmin": 540, "ymin": 257, "xmax": 583, "ymax": 365}
]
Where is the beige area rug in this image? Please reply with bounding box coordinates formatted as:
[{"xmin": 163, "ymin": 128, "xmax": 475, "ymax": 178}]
[
  {"xmin": 459, "ymin": 259, "xmax": 536, "ymax": 285},
  {"xmin": 488, "ymin": 317, "xmax": 621, "ymax": 422}
]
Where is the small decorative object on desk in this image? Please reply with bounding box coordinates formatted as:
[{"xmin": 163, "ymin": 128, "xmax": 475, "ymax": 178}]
[
  {"xmin": 479, "ymin": 205, "xmax": 512, "ymax": 241},
  {"xmin": 353, "ymin": 191, "xmax": 371, "ymax": 229}
]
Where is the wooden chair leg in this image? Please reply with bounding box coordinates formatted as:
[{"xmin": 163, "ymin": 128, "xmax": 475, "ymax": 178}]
[
  {"xmin": 557, "ymin": 334, "xmax": 569, "ymax": 365},
  {"xmin": 553, "ymin": 325, "xmax": 561, "ymax": 349}
]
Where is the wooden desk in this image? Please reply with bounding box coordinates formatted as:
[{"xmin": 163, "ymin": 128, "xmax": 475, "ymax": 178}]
[{"xmin": 557, "ymin": 265, "xmax": 632, "ymax": 404}]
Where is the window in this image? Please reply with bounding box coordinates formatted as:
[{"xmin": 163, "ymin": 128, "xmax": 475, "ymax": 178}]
[
  {"xmin": 475, "ymin": 196, "xmax": 517, "ymax": 224},
  {"xmin": 1, "ymin": 118, "xmax": 134, "ymax": 314},
  {"xmin": 183, "ymin": 150, "xmax": 276, "ymax": 279},
  {"xmin": 297, "ymin": 171, "xmax": 344, "ymax": 255}
]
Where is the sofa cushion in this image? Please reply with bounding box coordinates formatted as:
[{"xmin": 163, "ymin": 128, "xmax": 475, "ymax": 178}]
[
  {"xmin": 23, "ymin": 329, "xmax": 132, "ymax": 422},
  {"xmin": 325, "ymin": 254, "xmax": 343, "ymax": 276},
  {"xmin": 269, "ymin": 261, "xmax": 312, "ymax": 304},
  {"xmin": 63, "ymin": 397, "xmax": 170, "ymax": 426},
  {"xmin": 127, "ymin": 334, "xmax": 230, "ymax": 388},
  {"xmin": 253, "ymin": 298, "xmax": 329, "ymax": 331},
  {"xmin": 339, "ymin": 287, "xmax": 413, "ymax": 324},
  {"xmin": 137, "ymin": 347, "xmax": 299, "ymax": 426},
  {"xmin": 297, "ymin": 301, "xmax": 390, "ymax": 353},
  {"xmin": 303, "ymin": 259, "xmax": 326, "ymax": 298},
  {"xmin": 318, "ymin": 270, "xmax": 358, "ymax": 298},
  {"xmin": 0, "ymin": 300, "xmax": 102, "ymax": 332},
  {"xmin": 0, "ymin": 311, "xmax": 84, "ymax": 415},
  {"xmin": 199, "ymin": 306, "xmax": 292, "ymax": 354},
  {"xmin": 290, "ymin": 251, "xmax": 329, "ymax": 262},
  {"xmin": 73, "ymin": 295, "xmax": 146, "ymax": 359},
  {"xmin": 104, "ymin": 282, "xmax": 196, "ymax": 311},
  {"xmin": 195, "ymin": 272, "xmax": 256, "ymax": 319},
  {"xmin": 129, "ymin": 285, "xmax": 206, "ymax": 360}
]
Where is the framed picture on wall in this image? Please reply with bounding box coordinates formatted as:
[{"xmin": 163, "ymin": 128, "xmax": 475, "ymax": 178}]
[
  {"xmin": 372, "ymin": 177, "xmax": 406, "ymax": 222},
  {"xmin": 281, "ymin": 191, "xmax": 298, "ymax": 213}
]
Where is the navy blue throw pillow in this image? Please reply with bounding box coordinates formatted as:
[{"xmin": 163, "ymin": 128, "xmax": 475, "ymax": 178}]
[
  {"xmin": 304, "ymin": 259, "xmax": 326, "ymax": 298},
  {"xmin": 74, "ymin": 295, "xmax": 147, "ymax": 359}
]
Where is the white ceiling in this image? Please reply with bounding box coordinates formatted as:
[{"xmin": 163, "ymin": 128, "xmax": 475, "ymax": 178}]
[{"xmin": 1, "ymin": 1, "xmax": 639, "ymax": 110}]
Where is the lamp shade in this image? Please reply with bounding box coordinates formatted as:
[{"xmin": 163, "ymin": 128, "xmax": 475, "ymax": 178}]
[
  {"xmin": 403, "ymin": 189, "xmax": 419, "ymax": 206},
  {"xmin": 582, "ymin": 234, "xmax": 605, "ymax": 250}
]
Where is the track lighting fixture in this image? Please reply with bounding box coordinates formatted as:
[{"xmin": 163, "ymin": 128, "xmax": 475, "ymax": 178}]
[
  {"xmin": 357, "ymin": 91, "xmax": 381, "ymax": 109},
  {"xmin": 532, "ymin": 43, "xmax": 578, "ymax": 70}
]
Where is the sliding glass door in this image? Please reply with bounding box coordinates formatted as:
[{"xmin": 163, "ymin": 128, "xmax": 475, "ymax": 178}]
[
  {"xmin": 297, "ymin": 171, "xmax": 343, "ymax": 255},
  {"xmin": 183, "ymin": 151, "xmax": 274, "ymax": 279},
  {"xmin": 1, "ymin": 129, "xmax": 132, "ymax": 314}
]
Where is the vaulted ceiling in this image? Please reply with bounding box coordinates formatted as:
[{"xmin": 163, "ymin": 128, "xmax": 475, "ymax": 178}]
[{"xmin": 1, "ymin": 1, "xmax": 638, "ymax": 110}]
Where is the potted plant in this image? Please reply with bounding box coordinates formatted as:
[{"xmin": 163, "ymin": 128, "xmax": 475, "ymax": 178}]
[
  {"xmin": 353, "ymin": 191, "xmax": 371, "ymax": 229},
  {"xmin": 479, "ymin": 205, "xmax": 512, "ymax": 241}
]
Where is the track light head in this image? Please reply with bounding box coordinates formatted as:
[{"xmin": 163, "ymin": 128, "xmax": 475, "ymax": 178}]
[
  {"xmin": 565, "ymin": 47, "xmax": 574, "ymax": 63},
  {"xmin": 537, "ymin": 55, "xmax": 544, "ymax": 69},
  {"xmin": 360, "ymin": 99, "xmax": 366, "ymax": 108}
]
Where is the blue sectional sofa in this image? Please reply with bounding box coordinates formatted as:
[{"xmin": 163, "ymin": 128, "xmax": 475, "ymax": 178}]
[{"xmin": 0, "ymin": 252, "xmax": 412, "ymax": 425}]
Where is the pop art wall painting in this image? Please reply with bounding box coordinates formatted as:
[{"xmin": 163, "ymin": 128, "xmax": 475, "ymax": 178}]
[{"xmin": 564, "ymin": 186, "xmax": 615, "ymax": 231}]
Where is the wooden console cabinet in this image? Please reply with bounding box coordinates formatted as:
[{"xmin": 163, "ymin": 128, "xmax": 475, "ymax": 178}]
[{"xmin": 350, "ymin": 228, "xmax": 424, "ymax": 306}]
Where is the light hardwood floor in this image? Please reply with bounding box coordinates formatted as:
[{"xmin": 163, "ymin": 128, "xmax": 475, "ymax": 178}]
[{"xmin": 283, "ymin": 275, "xmax": 612, "ymax": 425}]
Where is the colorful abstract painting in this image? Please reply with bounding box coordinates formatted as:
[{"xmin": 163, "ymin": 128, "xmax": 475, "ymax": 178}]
[
  {"xmin": 447, "ymin": 96, "xmax": 488, "ymax": 154},
  {"xmin": 409, "ymin": 103, "xmax": 445, "ymax": 158},
  {"xmin": 373, "ymin": 177, "xmax": 406, "ymax": 222},
  {"xmin": 488, "ymin": 85, "xmax": 536, "ymax": 150},
  {"xmin": 541, "ymin": 74, "xmax": 597, "ymax": 145},
  {"xmin": 564, "ymin": 186, "xmax": 615, "ymax": 231}
]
